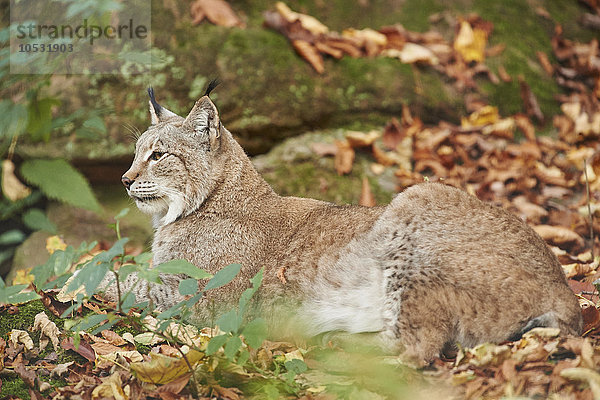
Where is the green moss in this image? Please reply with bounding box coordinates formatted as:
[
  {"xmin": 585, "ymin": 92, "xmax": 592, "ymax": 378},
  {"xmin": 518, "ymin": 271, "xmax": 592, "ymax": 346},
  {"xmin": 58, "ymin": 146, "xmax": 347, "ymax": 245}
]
[
  {"xmin": 545, "ymin": 0, "xmax": 598, "ymax": 42},
  {"xmin": 263, "ymin": 158, "xmax": 393, "ymax": 205},
  {"xmin": 112, "ymin": 323, "xmax": 152, "ymax": 354},
  {"xmin": 462, "ymin": 0, "xmax": 572, "ymax": 120},
  {"xmin": 0, "ymin": 300, "xmax": 72, "ymax": 399},
  {"xmin": 0, "ymin": 300, "xmax": 64, "ymax": 339},
  {"xmin": 0, "ymin": 376, "xmax": 30, "ymax": 400},
  {"xmin": 16, "ymin": 0, "xmax": 595, "ymax": 160}
]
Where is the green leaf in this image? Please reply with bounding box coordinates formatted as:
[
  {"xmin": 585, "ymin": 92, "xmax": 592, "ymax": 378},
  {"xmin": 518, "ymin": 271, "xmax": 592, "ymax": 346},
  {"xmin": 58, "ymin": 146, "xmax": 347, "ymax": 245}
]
[
  {"xmin": 178, "ymin": 278, "xmax": 198, "ymax": 296},
  {"xmin": 82, "ymin": 115, "xmax": 107, "ymax": 133},
  {"xmin": 242, "ymin": 318, "xmax": 267, "ymax": 349},
  {"xmin": 114, "ymin": 208, "xmax": 130, "ymax": 221},
  {"xmin": 0, "ymin": 277, "xmax": 40, "ymax": 305},
  {"xmin": 70, "ymin": 313, "xmax": 108, "ymax": 332},
  {"xmin": 94, "ymin": 238, "xmax": 129, "ymax": 262},
  {"xmin": 119, "ymin": 292, "xmax": 137, "ymax": 313},
  {"xmin": 91, "ymin": 319, "xmax": 118, "ymax": 335},
  {"xmin": 284, "ymin": 359, "xmax": 307, "ymax": 375},
  {"xmin": 27, "ymin": 97, "xmax": 60, "ymax": 141},
  {"xmin": 117, "ymin": 264, "xmax": 137, "ymax": 281},
  {"xmin": 216, "ymin": 309, "xmax": 241, "ymax": 334},
  {"xmin": 0, "ymin": 100, "xmax": 28, "ymax": 138},
  {"xmin": 238, "ymin": 268, "xmax": 263, "ymax": 315},
  {"xmin": 224, "ymin": 336, "xmax": 242, "ymax": 360},
  {"xmin": 237, "ymin": 349, "xmax": 250, "ymax": 366},
  {"xmin": 0, "ymin": 229, "xmax": 25, "ymax": 246},
  {"xmin": 156, "ymin": 302, "xmax": 184, "ymax": 320},
  {"xmin": 32, "ymin": 246, "xmax": 77, "ymax": 287},
  {"xmin": 22, "ymin": 208, "xmax": 57, "ymax": 233},
  {"xmin": 67, "ymin": 260, "xmax": 109, "ymax": 296},
  {"xmin": 206, "ymin": 334, "xmax": 228, "ymax": 355},
  {"xmin": 77, "ymin": 115, "xmax": 107, "ymax": 140},
  {"xmin": 0, "ymin": 249, "xmax": 14, "ymax": 265},
  {"xmin": 250, "ymin": 268, "xmax": 264, "ymax": 288},
  {"xmin": 184, "ymin": 292, "xmax": 204, "ymax": 309},
  {"xmin": 204, "ymin": 263, "xmax": 241, "ymax": 291},
  {"xmin": 20, "ymin": 159, "xmax": 101, "ymax": 212},
  {"xmin": 154, "ymin": 259, "xmax": 212, "ymax": 280}
]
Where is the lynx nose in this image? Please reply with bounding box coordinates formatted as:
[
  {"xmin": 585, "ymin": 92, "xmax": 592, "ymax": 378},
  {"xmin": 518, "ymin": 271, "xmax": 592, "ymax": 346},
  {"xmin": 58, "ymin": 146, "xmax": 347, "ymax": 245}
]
[{"xmin": 121, "ymin": 175, "xmax": 134, "ymax": 189}]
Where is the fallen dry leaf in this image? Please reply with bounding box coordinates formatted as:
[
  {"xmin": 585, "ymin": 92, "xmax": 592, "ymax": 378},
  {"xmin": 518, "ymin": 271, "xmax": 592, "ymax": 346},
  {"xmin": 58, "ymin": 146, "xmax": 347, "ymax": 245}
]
[
  {"xmin": 453, "ymin": 20, "xmax": 488, "ymax": 63},
  {"xmin": 14, "ymin": 361, "xmax": 39, "ymax": 390},
  {"xmin": 275, "ymin": 1, "xmax": 329, "ymax": 35},
  {"xmin": 10, "ymin": 329, "xmax": 34, "ymax": 351},
  {"xmin": 461, "ymin": 105, "xmax": 499, "ymax": 128},
  {"xmin": 134, "ymin": 332, "xmax": 165, "ymax": 346},
  {"xmin": 37, "ymin": 289, "xmax": 72, "ymax": 318},
  {"xmin": 61, "ymin": 337, "xmax": 96, "ymax": 362},
  {"xmin": 560, "ymin": 368, "xmax": 600, "ymax": 398},
  {"xmin": 382, "ymin": 43, "xmax": 439, "ymax": 65},
  {"xmin": 291, "ymin": 40, "xmax": 324, "ymax": 74},
  {"xmin": 562, "ymin": 262, "xmax": 595, "ymax": 279},
  {"xmin": 45, "ymin": 235, "xmax": 66, "ymax": 254},
  {"xmin": 359, "ymin": 177, "xmax": 376, "ymax": 207},
  {"xmin": 345, "ymin": 130, "xmax": 380, "ymax": 148},
  {"xmin": 497, "ymin": 65, "xmax": 512, "ymax": 82},
  {"xmin": 130, "ymin": 349, "xmax": 205, "ymax": 385},
  {"xmin": 157, "ymin": 373, "xmax": 192, "ymax": 395},
  {"xmin": 212, "ymin": 384, "xmax": 243, "ymax": 400},
  {"xmin": 90, "ymin": 341, "xmax": 122, "ymax": 356},
  {"xmin": 582, "ymin": 305, "xmax": 600, "ymax": 333},
  {"xmin": 32, "ymin": 312, "xmax": 60, "ymax": 352},
  {"xmin": 91, "ymin": 371, "xmax": 129, "ymax": 400},
  {"xmin": 514, "ymin": 113, "xmax": 537, "ymax": 141},
  {"xmin": 334, "ymin": 140, "xmax": 355, "ymax": 175},
  {"xmin": 50, "ymin": 361, "xmax": 74, "ymax": 379},
  {"xmin": 1, "ymin": 159, "xmax": 31, "ymax": 201},
  {"xmin": 97, "ymin": 350, "xmax": 145, "ymax": 369},
  {"xmin": 533, "ymin": 225, "xmax": 585, "ymax": 249},
  {"xmin": 101, "ymin": 329, "xmax": 127, "ymax": 346},
  {"xmin": 190, "ymin": 0, "xmax": 244, "ymax": 28},
  {"xmin": 519, "ymin": 76, "xmax": 544, "ymax": 123},
  {"xmin": 382, "ymin": 117, "xmax": 403, "ymax": 150},
  {"xmin": 536, "ymin": 51, "xmax": 554, "ymax": 76},
  {"xmin": 56, "ymin": 271, "xmax": 86, "ymax": 302}
]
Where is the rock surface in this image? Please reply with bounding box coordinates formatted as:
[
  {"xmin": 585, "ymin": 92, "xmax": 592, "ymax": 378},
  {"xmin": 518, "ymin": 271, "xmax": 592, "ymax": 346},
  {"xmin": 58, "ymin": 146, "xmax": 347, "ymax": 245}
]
[{"xmin": 15, "ymin": 0, "xmax": 595, "ymax": 162}]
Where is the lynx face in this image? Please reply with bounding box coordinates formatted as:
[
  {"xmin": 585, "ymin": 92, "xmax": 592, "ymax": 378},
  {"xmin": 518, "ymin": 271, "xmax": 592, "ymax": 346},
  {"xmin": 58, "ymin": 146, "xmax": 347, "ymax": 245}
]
[{"xmin": 122, "ymin": 89, "xmax": 222, "ymax": 227}]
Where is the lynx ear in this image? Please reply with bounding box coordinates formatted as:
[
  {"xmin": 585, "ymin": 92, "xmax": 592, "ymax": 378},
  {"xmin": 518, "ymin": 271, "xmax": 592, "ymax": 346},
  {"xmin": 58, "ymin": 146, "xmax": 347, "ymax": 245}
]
[
  {"xmin": 183, "ymin": 96, "xmax": 221, "ymax": 150},
  {"xmin": 148, "ymin": 88, "xmax": 179, "ymax": 125}
]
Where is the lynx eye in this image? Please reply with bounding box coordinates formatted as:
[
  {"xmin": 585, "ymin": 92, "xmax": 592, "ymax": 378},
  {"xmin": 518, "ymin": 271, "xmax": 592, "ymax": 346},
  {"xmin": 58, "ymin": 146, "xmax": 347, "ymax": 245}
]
[{"xmin": 149, "ymin": 151, "xmax": 165, "ymax": 161}]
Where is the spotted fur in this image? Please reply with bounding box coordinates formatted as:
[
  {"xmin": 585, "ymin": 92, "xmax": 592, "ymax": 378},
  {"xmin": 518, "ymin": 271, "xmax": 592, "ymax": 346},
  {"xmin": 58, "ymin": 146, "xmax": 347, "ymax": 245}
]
[{"xmin": 107, "ymin": 88, "xmax": 583, "ymax": 363}]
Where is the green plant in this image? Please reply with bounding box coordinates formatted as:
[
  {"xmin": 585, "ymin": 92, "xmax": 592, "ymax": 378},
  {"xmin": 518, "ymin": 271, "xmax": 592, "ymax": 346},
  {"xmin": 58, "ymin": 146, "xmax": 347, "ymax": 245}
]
[
  {"xmin": 23, "ymin": 209, "xmax": 269, "ymax": 394},
  {"xmin": 0, "ymin": 35, "xmax": 102, "ymax": 275},
  {"xmin": 206, "ymin": 268, "xmax": 268, "ymax": 363}
]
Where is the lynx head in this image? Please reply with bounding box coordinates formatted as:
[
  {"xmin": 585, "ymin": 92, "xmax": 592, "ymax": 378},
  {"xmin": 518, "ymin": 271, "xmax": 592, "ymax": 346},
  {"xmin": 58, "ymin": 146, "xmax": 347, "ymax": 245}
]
[{"xmin": 122, "ymin": 80, "xmax": 224, "ymax": 227}]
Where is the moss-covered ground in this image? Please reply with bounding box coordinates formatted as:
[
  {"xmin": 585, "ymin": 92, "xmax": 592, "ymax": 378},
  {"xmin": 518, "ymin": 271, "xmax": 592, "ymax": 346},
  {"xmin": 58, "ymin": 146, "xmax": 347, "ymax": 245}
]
[
  {"xmin": 0, "ymin": 299, "xmax": 152, "ymax": 399},
  {"xmin": 0, "ymin": 301, "xmax": 69, "ymax": 400}
]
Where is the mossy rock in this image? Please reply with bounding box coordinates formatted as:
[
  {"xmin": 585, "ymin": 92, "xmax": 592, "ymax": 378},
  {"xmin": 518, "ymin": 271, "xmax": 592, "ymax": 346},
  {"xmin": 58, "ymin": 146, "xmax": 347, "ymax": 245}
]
[
  {"xmin": 16, "ymin": 0, "xmax": 595, "ymax": 163},
  {"xmin": 253, "ymin": 130, "xmax": 397, "ymax": 205}
]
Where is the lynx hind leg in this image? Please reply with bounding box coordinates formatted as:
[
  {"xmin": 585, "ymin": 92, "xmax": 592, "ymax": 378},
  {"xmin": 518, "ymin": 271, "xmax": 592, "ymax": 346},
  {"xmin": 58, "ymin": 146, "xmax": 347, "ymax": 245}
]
[{"xmin": 380, "ymin": 269, "xmax": 455, "ymax": 364}]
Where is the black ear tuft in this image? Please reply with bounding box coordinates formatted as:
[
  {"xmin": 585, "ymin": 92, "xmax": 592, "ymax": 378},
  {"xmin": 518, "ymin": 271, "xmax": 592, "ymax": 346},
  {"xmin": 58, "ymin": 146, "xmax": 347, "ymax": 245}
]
[
  {"xmin": 148, "ymin": 87, "xmax": 162, "ymax": 115},
  {"xmin": 203, "ymin": 79, "xmax": 220, "ymax": 97}
]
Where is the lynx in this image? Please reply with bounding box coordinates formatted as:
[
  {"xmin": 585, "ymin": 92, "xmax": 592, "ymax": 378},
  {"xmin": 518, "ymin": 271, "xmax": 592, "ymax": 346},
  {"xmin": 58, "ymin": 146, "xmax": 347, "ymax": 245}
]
[{"xmin": 113, "ymin": 83, "xmax": 582, "ymax": 362}]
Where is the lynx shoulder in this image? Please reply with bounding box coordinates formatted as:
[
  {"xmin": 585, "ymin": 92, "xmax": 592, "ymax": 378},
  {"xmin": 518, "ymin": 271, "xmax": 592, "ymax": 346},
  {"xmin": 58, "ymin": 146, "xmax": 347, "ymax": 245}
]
[{"xmin": 114, "ymin": 85, "xmax": 582, "ymax": 362}]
